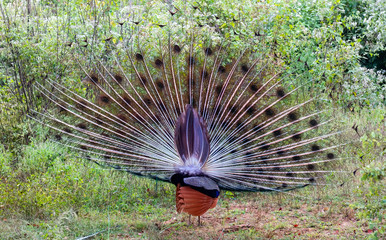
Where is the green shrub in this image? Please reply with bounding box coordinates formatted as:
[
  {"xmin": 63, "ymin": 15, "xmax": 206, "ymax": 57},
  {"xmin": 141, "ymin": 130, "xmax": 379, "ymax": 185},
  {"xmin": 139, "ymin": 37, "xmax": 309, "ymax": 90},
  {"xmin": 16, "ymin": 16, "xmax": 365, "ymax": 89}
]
[
  {"xmin": 350, "ymin": 108, "xmax": 385, "ymax": 239},
  {"xmin": 0, "ymin": 139, "xmax": 173, "ymax": 219}
]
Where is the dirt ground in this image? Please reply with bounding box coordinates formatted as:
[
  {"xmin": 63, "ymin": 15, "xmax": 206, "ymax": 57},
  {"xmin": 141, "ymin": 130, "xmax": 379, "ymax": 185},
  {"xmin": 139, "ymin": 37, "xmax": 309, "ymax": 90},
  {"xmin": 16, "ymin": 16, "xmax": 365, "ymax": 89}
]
[{"xmin": 116, "ymin": 199, "xmax": 372, "ymax": 239}]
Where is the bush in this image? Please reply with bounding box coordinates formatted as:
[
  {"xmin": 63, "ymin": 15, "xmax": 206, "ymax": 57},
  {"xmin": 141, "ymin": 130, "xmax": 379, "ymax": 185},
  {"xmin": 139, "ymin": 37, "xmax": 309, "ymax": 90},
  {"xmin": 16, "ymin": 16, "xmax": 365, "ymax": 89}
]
[
  {"xmin": 0, "ymin": 139, "xmax": 173, "ymax": 219},
  {"xmin": 351, "ymin": 108, "xmax": 385, "ymax": 239}
]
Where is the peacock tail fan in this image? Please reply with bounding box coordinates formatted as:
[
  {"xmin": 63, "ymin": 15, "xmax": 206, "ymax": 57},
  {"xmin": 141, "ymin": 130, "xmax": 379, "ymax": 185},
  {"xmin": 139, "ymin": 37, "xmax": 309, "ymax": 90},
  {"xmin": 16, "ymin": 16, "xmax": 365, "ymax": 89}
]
[{"xmin": 31, "ymin": 12, "xmax": 346, "ymax": 195}]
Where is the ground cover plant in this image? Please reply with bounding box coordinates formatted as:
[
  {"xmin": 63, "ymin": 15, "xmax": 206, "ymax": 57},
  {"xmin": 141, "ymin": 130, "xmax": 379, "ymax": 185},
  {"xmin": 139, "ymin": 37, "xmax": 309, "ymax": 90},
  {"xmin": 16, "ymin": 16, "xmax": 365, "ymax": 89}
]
[{"xmin": 0, "ymin": 0, "xmax": 385, "ymax": 239}]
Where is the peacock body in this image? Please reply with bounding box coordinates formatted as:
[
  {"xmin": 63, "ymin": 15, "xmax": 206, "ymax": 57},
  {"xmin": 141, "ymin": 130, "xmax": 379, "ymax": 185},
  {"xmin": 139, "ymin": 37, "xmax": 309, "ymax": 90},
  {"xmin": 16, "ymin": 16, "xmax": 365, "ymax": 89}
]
[{"xmin": 33, "ymin": 11, "xmax": 342, "ymax": 222}]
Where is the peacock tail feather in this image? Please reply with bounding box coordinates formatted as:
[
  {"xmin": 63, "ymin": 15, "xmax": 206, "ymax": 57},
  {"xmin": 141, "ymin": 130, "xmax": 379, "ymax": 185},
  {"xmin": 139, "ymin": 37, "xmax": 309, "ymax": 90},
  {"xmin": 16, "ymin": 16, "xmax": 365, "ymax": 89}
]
[{"xmin": 31, "ymin": 7, "xmax": 345, "ymax": 195}]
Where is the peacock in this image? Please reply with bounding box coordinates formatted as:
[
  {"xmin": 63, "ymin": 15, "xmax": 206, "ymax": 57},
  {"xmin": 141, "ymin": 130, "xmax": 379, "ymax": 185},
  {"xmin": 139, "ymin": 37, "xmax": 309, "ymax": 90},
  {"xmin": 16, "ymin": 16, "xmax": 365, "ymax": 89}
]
[{"xmin": 32, "ymin": 12, "xmax": 343, "ymax": 225}]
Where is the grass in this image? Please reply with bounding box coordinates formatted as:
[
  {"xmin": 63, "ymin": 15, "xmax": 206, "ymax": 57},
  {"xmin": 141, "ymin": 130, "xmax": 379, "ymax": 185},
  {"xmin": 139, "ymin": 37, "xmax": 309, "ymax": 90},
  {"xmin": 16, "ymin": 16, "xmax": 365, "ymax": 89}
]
[
  {"xmin": 0, "ymin": 108, "xmax": 384, "ymax": 239},
  {"xmin": 0, "ymin": 188, "xmax": 373, "ymax": 239}
]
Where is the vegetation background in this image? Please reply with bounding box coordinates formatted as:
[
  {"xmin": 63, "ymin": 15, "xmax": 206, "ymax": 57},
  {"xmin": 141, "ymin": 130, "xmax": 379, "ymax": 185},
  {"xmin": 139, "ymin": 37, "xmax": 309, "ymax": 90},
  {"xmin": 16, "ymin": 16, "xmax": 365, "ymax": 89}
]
[{"xmin": 0, "ymin": 0, "xmax": 384, "ymax": 239}]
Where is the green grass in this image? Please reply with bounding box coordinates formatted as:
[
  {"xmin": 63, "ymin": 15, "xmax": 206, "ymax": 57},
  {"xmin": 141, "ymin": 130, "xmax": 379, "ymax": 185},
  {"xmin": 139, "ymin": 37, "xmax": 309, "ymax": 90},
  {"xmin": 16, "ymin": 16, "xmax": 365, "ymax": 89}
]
[{"xmin": 0, "ymin": 108, "xmax": 384, "ymax": 239}]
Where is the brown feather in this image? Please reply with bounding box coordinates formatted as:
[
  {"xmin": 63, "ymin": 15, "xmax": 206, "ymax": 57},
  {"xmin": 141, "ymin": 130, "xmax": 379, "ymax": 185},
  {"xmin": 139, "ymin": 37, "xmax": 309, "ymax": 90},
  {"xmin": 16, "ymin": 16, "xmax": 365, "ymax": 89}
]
[{"xmin": 175, "ymin": 184, "xmax": 218, "ymax": 216}]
